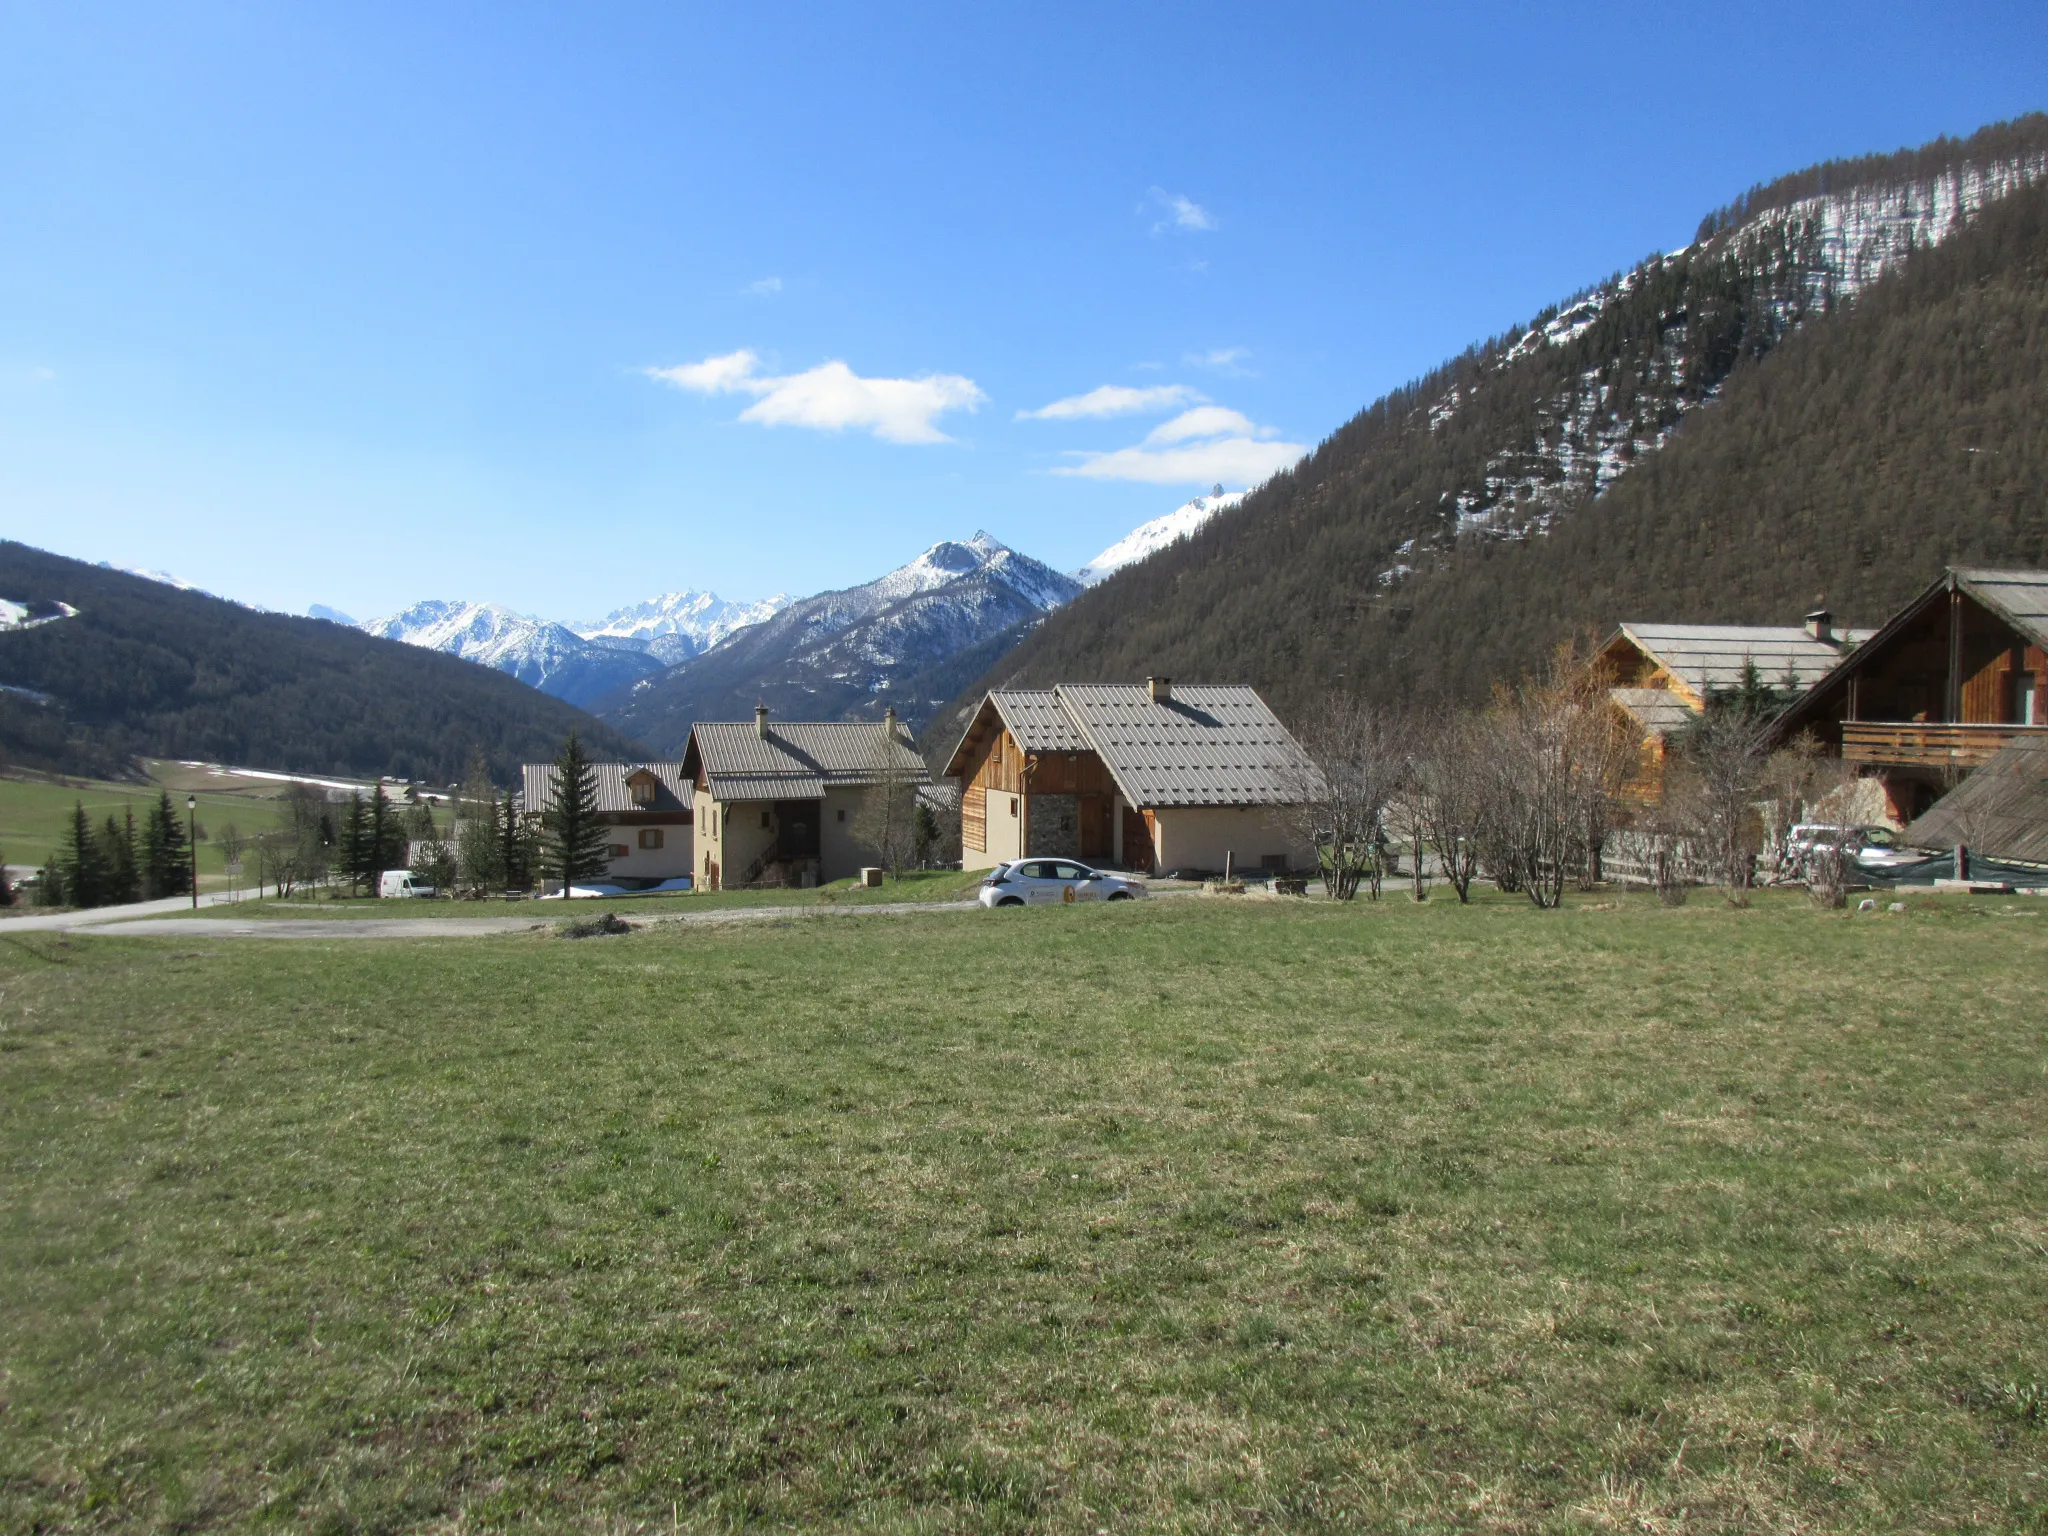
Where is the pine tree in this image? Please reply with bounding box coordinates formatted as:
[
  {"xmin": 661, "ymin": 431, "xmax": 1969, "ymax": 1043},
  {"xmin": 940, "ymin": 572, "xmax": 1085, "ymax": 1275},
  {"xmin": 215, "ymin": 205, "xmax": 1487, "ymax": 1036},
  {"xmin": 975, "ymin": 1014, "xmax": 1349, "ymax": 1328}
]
[
  {"xmin": 456, "ymin": 750, "xmax": 503, "ymax": 897},
  {"xmin": 366, "ymin": 785, "xmax": 408, "ymax": 889},
  {"xmin": 63, "ymin": 802, "xmax": 108, "ymax": 908},
  {"xmin": 0, "ymin": 849, "xmax": 13, "ymax": 908},
  {"xmin": 140, "ymin": 790, "xmax": 192, "ymax": 900},
  {"xmin": 103, "ymin": 810, "xmax": 140, "ymax": 905},
  {"xmin": 499, "ymin": 787, "xmax": 530, "ymax": 893},
  {"xmin": 543, "ymin": 731, "xmax": 611, "ymax": 896},
  {"xmin": 338, "ymin": 791, "xmax": 370, "ymax": 895}
]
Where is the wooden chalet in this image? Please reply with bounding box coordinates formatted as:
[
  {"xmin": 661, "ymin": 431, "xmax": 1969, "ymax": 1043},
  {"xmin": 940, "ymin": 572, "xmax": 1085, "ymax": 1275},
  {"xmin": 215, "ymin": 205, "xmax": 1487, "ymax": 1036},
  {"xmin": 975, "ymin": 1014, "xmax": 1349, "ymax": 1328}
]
[
  {"xmin": 1772, "ymin": 568, "xmax": 2048, "ymax": 819},
  {"xmin": 942, "ymin": 678, "xmax": 1313, "ymax": 876},
  {"xmin": 679, "ymin": 706, "xmax": 930, "ymax": 889},
  {"xmin": 519, "ymin": 761, "xmax": 694, "ymax": 884},
  {"xmin": 1598, "ymin": 616, "xmax": 1869, "ymax": 802}
]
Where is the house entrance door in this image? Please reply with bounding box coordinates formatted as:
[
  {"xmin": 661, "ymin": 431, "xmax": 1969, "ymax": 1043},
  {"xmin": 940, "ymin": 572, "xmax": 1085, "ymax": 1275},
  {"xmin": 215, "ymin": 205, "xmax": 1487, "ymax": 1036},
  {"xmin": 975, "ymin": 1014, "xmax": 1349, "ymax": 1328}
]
[
  {"xmin": 1077, "ymin": 795, "xmax": 1112, "ymax": 861},
  {"xmin": 1120, "ymin": 805, "xmax": 1154, "ymax": 872}
]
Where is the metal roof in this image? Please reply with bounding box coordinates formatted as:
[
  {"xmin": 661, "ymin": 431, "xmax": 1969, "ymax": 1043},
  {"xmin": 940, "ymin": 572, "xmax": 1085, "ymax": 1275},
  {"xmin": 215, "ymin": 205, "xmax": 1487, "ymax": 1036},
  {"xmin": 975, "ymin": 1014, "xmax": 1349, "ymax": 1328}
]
[
  {"xmin": 707, "ymin": 772, "xmax": 827, "ymax": 802},
  {"xmin": 520, "ymin": 761, "xmax": 692, "ymax": 815},
  {"xmin": 1612, "ymin": 623, "xmax": 1869, "ymax": 703},
  {"xmin": 1954, "ymin": 568, "xmax": 2048, "ymax": 648},
  {"xmin": 990, "ymin": 689, "xmax": 1091, "ymax": 751},
  {"xmin": 1905, "ymin": 736, "xmax": 2048, "ymax": 865},
  {"xmin": 683, "ymin": 719, "xmax": 929, "ymax": 800},
  {"xmin": 1053, "ymin": 684, "xmax": 1312, "ymax": 808},
  {"xmin": 1608, "ymin": 687, "xmax": 1700, "ymax": 739}
]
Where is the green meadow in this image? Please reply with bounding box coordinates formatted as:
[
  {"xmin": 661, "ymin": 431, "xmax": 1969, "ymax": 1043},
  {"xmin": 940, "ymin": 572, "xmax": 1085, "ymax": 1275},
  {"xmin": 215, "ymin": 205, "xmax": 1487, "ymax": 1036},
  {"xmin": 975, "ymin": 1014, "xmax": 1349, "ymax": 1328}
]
[
  {"xmin": 0, "ymin": 764, "xmax": 292, "ymax": 888},
  {"xmin": 2, "ymin": 892, "xmax": 2043, "ymax": 1532}
]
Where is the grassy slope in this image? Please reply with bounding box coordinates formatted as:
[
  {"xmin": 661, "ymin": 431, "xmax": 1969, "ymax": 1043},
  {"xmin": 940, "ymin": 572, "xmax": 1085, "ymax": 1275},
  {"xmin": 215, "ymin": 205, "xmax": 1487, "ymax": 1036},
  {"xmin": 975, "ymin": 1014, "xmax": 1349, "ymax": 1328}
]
[
  {"xmin": 0, "ymin": 767, "xmax": 289, "ymax": 885},
  {"xmin": 1, "ymin": 894, "xmax": 2043, "ymax": 1532}
]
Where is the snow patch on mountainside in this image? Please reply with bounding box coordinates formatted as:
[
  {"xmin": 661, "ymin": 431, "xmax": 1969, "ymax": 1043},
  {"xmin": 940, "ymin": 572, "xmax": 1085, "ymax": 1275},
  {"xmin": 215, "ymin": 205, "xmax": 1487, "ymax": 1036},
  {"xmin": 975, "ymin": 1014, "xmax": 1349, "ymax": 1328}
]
[
  {"xmin": 575, "ymin": 590, "xmax": 788, "ymax": 664},
  {"xmin": 0, "ymin": 598, "xmax": 78, "ymax": 632},
  {"xmin": 1407, "ymin": 146, "xmax": 2048, "ymax": 562},
  {"xmin": 1075, "ymin": 492, "xmax": 1246, "ymax": 585}
]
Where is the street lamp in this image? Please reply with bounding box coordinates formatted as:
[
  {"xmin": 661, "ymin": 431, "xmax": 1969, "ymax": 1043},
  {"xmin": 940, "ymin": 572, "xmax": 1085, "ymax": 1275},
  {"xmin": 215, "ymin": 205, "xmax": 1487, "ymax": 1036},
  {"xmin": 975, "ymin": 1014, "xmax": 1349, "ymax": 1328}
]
[{"xmin": 187, "ymin": 795, "xmax": 198, "ymax": 909}]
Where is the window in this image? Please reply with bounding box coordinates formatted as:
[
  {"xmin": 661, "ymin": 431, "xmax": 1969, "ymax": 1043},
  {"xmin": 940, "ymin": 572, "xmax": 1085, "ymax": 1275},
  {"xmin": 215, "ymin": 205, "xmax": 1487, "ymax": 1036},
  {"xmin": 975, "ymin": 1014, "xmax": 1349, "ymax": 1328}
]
[
  {"xmin": 1009, "ymin": 796, "xmax": 1019, "ymax": 817},
  {"xmin": 607, "ymin": 843, "xmax": 629, "ymax": 859},
  {"xmin": 630, "ymin": 778, "xmax": 656, "ymax": 806},
  {"xmin": 761, "ymin": 810, "xmax": 771, "ymax": 829},
  {"xmin": 638, "ymin": 828, "xmax": 663, "ymax": 850},
  {"xmin": 2017, "ymin": 672, "xmax": 2039, "ymax": 725},
  {"xmin": 837, "ymin": 807, "xmax": 846, "ymax": 823}
]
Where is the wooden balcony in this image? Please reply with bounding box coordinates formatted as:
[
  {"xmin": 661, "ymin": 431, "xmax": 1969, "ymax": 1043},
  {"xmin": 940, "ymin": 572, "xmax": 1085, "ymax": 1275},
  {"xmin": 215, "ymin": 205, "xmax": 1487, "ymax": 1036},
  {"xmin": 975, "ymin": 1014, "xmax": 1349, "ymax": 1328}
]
[{"xmin": 1841, "ymin": 721, "xmax": 2048, "ymax": 769}]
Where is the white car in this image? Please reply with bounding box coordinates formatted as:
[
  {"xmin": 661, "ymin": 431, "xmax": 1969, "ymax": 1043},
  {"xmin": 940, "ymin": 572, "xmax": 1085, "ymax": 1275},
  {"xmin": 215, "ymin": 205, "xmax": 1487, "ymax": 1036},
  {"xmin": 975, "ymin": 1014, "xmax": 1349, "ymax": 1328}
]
[{"xmin": 978, "ymin": 859, "xmax": 1147, "ymax": 907}]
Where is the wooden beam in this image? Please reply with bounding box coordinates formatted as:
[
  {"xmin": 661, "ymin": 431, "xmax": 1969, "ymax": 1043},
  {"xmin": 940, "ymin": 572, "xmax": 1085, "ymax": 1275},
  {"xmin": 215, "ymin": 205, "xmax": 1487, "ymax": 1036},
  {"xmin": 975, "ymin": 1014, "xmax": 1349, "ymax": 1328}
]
[{"xmin": 1946, "ymin": 587, "xmax": 1964, "ymax": 723}]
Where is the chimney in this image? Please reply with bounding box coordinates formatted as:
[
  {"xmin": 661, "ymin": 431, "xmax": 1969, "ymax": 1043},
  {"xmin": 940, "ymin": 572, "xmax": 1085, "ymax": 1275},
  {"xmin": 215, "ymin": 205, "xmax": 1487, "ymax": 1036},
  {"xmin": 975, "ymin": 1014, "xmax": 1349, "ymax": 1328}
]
[
  {"xmin": 883, "ymin": 705, "xmax": 897, "ymax": 735},
  {"xmin": 1804, "ymin": 609, "xmax": 1834, "ymax": 644},
  {"xmin": 1147, "ymin": 675, "xmax": 1172, "ymax": 704},
  {"xmin": 754, "ymin": 703, "xmax": 769, "ymax": 738}
]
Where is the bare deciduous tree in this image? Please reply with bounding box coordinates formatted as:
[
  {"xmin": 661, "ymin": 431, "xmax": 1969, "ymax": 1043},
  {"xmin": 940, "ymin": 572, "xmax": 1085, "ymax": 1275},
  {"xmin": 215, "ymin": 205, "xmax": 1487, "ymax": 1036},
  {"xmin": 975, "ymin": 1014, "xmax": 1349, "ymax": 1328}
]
[
  {"xmin": 850, "ymin": 715, "xmax": 919, "ymax": 880},
  {"xmin": 455, "ymin": 750, "xmax": 504, "ymax": 898},
  {"xmin": 1408, "ymin": 709, "xmax": 1487, "ymax": 903},
  {"xmin": 1471, "ymin": 644, "xmax": 1640, "ymax": 909},
  {"xmin": 1664, "ymin": 702, "xmax": 1775, "ymax": 905},
  {"xmin": 1280, "ymin": 695, "xmax": 1406, "ymax": 901}
]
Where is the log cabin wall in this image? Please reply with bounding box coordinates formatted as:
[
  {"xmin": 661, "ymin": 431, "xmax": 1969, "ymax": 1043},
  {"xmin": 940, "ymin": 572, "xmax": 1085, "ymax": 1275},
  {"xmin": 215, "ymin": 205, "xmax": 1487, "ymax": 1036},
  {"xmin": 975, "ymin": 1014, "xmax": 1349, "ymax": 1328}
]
[{"xmin": 961, "ymin": 726, "xmax": 1023, "ymax": 860}]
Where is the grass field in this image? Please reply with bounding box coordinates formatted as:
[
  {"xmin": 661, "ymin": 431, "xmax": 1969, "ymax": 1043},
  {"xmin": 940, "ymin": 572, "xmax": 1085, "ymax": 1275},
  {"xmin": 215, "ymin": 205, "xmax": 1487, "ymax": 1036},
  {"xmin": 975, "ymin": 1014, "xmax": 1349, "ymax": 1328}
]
[
  {"xmin": 2, "ymin": 893, "xmax": 2043, "ymax": 1532},
  {"xmin": 0, "ymin": 764, "xmax": 291, "ymax": 887},
  {"xmin": 171, "ymin": 868, "xmax": 996, "ymax": 919}
]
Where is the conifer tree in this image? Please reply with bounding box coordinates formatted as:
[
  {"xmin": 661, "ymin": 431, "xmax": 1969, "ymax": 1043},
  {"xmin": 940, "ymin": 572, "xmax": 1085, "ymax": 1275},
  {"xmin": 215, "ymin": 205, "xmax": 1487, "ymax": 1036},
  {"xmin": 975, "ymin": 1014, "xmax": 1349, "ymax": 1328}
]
[
  {"xmin": 499, "ymin": 787, "xmax": 531, "ymax": 893},
  {"xmin": 140, "ymin": 790, "xmax": 192, "ymax": 900},
  {"xmin": 0, "ymin": 849, "xmax": 13, "ymax": 908},
  {"xmin": 338, "ymin": 792, "xmax": 370, "ymax": 895},
  {"xmin": 543, "ymin": 731, "xmax": 610, "ymax": 897},
  {"xmin": 63, "ymin": 802, "xmax": 108, "ymax": 908},
  {"xmin": 103, "ymin": 810, "xmax": 140, "ymax": 905}
]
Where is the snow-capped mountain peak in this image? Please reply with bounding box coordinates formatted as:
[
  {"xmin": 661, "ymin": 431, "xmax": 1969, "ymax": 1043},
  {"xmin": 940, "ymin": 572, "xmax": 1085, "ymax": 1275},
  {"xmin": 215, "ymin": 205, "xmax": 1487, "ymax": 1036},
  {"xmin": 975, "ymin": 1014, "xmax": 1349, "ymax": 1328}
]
[
  {"xmin": 574, "ymin": 589, "xmax": 789, "ymax": 657},
  {"xmin": 1075, "ymin": 491, "xmax": 1246, "ymax": 585}
]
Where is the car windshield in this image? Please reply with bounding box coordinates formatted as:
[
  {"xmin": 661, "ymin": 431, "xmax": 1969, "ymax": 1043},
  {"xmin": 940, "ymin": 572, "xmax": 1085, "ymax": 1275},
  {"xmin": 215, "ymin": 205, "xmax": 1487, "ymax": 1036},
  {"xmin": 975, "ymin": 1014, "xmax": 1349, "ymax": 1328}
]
[{"xmin": 1862, "ymin": 828, "xmax": 1898, "ymax": 846}]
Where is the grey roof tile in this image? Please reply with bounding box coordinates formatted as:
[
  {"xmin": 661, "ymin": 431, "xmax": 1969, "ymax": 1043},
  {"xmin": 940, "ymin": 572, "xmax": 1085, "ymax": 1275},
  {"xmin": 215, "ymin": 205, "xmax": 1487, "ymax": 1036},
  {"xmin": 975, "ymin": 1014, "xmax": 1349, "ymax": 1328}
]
[
  {"xmin": 521, "ymin": 761, "xmax": 692, "ymax": 814},
  {"xmin": 1955, "ymin": 568, "xmax": 2048, "ymax": 647},
  {"xmin": 1617, "ymin": 624, "xmax": 1869, "ymax": 698},
  {"xmin": 688, "ymin": 720, "xmax": 929, "ymax": 794},
  {"xmin": 1054, "ymin": 683, "xmax": 1312, "ymax": 808}
]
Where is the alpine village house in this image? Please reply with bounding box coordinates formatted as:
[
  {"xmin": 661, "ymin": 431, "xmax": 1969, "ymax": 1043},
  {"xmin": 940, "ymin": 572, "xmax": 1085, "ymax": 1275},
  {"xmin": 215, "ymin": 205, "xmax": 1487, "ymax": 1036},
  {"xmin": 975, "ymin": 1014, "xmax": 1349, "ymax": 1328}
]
[{"xmin": 943, "ymin": 678, "xmax": 1314, "ymax": 876}]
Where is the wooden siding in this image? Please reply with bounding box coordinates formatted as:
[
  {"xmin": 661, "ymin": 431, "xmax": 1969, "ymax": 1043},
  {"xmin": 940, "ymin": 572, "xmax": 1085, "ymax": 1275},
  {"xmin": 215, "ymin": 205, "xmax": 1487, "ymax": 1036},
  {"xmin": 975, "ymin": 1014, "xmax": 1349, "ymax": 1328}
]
[{"xmin": 963, "ymin": 785, "xmax": 987, "ymax": 853}]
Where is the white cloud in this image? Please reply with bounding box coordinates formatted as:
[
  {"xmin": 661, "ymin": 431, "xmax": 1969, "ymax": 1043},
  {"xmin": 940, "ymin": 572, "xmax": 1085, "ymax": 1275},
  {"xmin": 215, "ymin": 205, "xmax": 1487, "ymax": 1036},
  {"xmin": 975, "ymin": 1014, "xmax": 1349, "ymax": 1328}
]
[
  {"xmin": 650, "ymin": 349, "xmax": 762, "ymax": 393},
  {"xmin": 1184, "ymin": 346, "xmax": 1252, "ymax": 374},
  {"xmin": 1055, "ymin": 436, "xmax": 1305, "ymax": 487},
  {"xmin": 1144, "ymin": 406, "xmax": 1260, "ymax": 445},
  {"xmin": 1016, "ymin": 383, "xmax": 1203, "ymax": 421},
  {"xmin": 647, "ymin": 351, "xmax": 985, "ymax": 445},
  {"xmin": 746, "ymin": 276, "xmax": 783, "ymax": 296},
  {"xmin": 1146, "ymin": 187, "xmax": 1216, "ymax": 234},
  {"xmin": 1053, "ymin": 400, "xmax": 1304, "ymax": 488}
]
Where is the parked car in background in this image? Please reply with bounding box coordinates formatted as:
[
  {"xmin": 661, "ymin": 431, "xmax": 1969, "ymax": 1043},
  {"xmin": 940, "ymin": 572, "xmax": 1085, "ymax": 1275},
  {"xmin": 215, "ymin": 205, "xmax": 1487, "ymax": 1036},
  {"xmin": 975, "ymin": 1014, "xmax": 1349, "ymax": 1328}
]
[
  {"xmin": 378, "ymin": 870, "xmax": 437, "ymax": 899},
  {"xmin": 978, "ymin": 859, "xmax": 1146, "ymax": 907},
  {"xmin": 1780, "ymin": 824, "xmax": 1917, "ymax": 880}
]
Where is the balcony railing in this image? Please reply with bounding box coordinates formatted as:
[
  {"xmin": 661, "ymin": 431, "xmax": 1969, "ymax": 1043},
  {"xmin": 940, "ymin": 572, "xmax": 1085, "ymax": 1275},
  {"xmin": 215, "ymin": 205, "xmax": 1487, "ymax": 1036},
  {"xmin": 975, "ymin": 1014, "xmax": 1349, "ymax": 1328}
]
[{"xmin": 1841, "ymin": 721, "xmax": 2048, "ymax": 769}]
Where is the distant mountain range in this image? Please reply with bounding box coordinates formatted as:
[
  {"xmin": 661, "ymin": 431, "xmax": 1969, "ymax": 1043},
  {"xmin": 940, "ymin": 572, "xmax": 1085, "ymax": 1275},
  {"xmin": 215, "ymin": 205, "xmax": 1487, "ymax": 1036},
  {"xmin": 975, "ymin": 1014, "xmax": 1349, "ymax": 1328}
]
[
  {"xmin": 349, "ymin": 497, "xmax": 1201, "ymax": 734},
  {"xmin": 0, "ymin": 543, "xmax": 639, "ymax": 783},
  {"xmin": 598, "ymin": 532, "xmax": 1082, "ymax": 754}
]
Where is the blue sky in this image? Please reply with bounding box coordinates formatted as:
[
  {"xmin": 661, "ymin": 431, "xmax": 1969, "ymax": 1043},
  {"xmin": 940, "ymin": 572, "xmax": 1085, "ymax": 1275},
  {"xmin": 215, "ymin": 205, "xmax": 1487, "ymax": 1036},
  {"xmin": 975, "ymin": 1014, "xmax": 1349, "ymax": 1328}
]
[{"xmin": 2, "ymin": 2, "xmax": 2042, "ymax": 622}]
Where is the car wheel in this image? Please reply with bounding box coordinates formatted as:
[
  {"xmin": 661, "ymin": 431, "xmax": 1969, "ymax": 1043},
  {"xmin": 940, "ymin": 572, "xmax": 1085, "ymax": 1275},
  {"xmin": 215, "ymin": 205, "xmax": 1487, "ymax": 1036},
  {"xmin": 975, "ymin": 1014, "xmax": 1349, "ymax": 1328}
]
[
  {"xmin": 997, "ymin": 896, "xmax": 1024, "ymax": 907},
  {"xmin": 1107, "ymin": 891, "xmax": 1133, "ymax": 901}
]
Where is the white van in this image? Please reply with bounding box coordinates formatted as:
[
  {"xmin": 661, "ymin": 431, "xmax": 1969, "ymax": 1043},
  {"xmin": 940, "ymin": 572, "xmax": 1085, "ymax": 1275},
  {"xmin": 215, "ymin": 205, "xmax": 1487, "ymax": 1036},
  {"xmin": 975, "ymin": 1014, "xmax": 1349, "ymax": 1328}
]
[{"xmin": 378, "ymin": 870, "xmax": 436, "ymax": 899}]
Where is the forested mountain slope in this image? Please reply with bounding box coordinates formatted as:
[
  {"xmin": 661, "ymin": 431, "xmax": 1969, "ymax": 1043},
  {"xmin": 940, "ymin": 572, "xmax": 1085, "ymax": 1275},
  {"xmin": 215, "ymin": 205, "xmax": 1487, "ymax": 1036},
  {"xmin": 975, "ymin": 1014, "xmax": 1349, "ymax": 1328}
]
[
  {"xmin": 0, "ymin": 544, "xmax": 644, "ymax": 781},
  {"xmin": 968, "ymin": 117, "xmax": 2048, "ymax": 723}
]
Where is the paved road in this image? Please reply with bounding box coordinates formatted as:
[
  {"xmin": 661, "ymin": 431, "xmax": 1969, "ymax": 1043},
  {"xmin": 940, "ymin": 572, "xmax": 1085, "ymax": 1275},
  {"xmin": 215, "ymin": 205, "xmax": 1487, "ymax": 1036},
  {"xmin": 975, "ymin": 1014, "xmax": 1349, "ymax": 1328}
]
[
  {"xmin": 14, "ymin": 889, "xmax": 1206, "ymax": 941},
  {"xmin": 37, "ymin": 897, "xmax": 988, "ymax": 940},
  {"xmin": 0, "ymin": 887, "xmax": 264, "ymax": 934}
]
